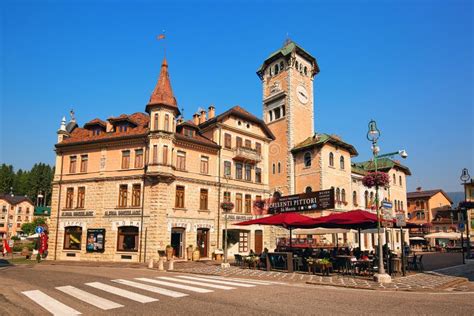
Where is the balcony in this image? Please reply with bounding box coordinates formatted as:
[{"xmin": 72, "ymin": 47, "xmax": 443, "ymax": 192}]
[{"xmin": 233, "ymin": 147, "xmax": 262, "ymax": 164}]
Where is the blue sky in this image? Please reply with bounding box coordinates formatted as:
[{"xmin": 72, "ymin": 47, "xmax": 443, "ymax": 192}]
[{"xmin": 1, "ymin": 0, "xmax": 472, "ymax": 192}]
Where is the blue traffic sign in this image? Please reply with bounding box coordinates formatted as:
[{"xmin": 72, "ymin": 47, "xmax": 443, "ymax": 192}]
[
  {"xmin": 382, "ymin": 201, "xmax": 393, "ymax": 209},
  {"xmin": 458, "ymin": 222, "xmax": 465, "ymax": 232},
  {"xmin": 35, "ymin": 226, "xmax": 44, "ymax": 234}
]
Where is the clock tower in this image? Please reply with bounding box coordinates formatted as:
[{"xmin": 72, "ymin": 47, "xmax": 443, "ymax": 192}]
[{"xmin": 257, "ymin": 40, "xmax": 320, "ymax": 195}]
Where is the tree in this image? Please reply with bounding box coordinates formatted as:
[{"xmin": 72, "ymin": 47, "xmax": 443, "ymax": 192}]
[
  {"xmin": 0, "ymin": 164, "xmax": 15, "ymax": 194},
  {"xmin": 21, "ymin": 217, "xmax": 47, "ymax": 236}
]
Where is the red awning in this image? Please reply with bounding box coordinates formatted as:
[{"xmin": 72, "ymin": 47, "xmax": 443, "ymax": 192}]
[
  {"xmin": 234, "ymin": 212, "xmax": 313, "ymax": 229},
  {"xmin": 294, "ymin": 209, "xmax": 384, "ymax": 229}
]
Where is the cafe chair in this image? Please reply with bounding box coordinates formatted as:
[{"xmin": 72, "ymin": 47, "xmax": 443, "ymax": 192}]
[{"xmin": 234, "ymin": 254, "xmax": 243, "ymax": 267}]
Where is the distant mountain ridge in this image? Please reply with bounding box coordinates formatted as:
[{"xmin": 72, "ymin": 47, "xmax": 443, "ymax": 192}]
[{"xmin": 447, "ymin": 192, "xmax": 465, "ymax": 206}]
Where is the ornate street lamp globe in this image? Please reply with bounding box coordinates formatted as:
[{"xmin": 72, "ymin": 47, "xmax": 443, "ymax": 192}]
[
  {"xmin": 460, "ymin": 168, "xmax": 471, "ymax": 183},
  {"xmin": 367, "ymin": 119, "xmax": 380, "ymax": 142}
]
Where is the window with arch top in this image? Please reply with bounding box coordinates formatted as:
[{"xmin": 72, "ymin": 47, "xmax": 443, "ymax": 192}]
[
  {"xmin": 274, "ymin": 64, "xmax": 279, "ymax": 75},
  {"xmin": 364, "ymin": 191, "xmax": 369, "ymax": 208},
  {"xmin": 329, "ymin": 152, "xmax": 334, "ymax": 167},
  {"xmin": 279, "ymin": 61, "xmax": 284, "ymax": 71},
  {"xmin": 305, "ymin": 186, "xmax": 312, "ymax": 194},
  {"xmin": 393, "ymin": 173, "xmax": 396, "ymax": 184},
  {"xmin": 341, "ymin": 189, "xmax": 346, "ymax": 203},
  {"xmin": 340, "ymin": 156, "xmax": 345, "ymax": 169},
  {"xmin": 336, "ymin": 188, "xmax": 341, "ymax": 202},
  {"xmin": 399, "ymin": 175, "xmax": 402, "ymax": 186},
  {"xmin": 304, "ymin": 152, "xmax": 311, "ymax": 167},
  {"xmin": 353, "ymin": 191, "xmax": 357, "ymax": 206}
]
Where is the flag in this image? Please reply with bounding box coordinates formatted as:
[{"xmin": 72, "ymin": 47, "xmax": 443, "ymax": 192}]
[
  {"xmin": 157, "ymin": 34, "xmax": 165, "ymax": 40},
  {"xmin": 3, "ymin": 239, "xmax": 11, "ymax": 255}
]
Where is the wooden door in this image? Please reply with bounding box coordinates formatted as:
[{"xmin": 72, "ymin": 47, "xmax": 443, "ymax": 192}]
[{"xmin": 254, "ymin": 230, "xmax": 263, "ymax": 254}]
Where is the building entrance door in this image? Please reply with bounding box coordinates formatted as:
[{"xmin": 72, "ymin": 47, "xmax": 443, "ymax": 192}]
[
  {"xmin": 254, "ymin": 230, "xmax": 263, "ymax": 254},
  {"xmin": 171, "ymin": 228, "xmax": 185, "ymax": 258},
  {"xmin": 197, "ymin": 228, "xmax": 209, "ymax": 258}
]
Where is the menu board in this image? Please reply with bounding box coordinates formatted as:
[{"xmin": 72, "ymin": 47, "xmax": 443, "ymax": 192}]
[
  {"xmin": 86, "ymin": 228, "xmax": 106, "ymax": 253},
  {"xmin": 268, "ymin": 189, "xmax": 335, "ymax": 213}
]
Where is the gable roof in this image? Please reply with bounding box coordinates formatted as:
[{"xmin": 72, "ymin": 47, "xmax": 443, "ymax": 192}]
[
  {"xmin": 353, "ymin": 158, "xmax": 412, "ymax": 175},
  {"xmin": 291, "ymin": 133, "xmax": 358, "ymax": 156},
  {"xmin": 0, "ymin": 194, "xmax": 33, "ymax": 206},
  {"xmin": 199, "ymin": 105, "xmax": 275, "ymax": 140},
  {"xmin": 407, "ymin": 189, "xmax": 453, "ymax": 203}
]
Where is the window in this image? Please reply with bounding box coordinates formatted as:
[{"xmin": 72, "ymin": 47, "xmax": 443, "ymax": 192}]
[
  {"xmin": 393, "ymin": 174, "xmax": 396, "ymax": 184},
  {"xmin": 255, "ymin": 168, "xmax": 262, "ymax": 183},
  {"xmin": 121, "ymin": 150, "xmax": 130, "ymax": 169},
  {"xmin": 175, "ymin": 186, "xmax": 185, "ymax": 208},
  {"xmin": 272, "ymin": 163, "xmax": 276, "ymax": 174},
  {"xmin": 66, "ymin": 188, "xmax": 74, "ymax": 209},
  {"xmin": 135, "ymin": 149, "xmax": 143, "ymax": 168},
  {"xmin": 118, "ymin": 185, "xmax": 128, "ymax": 207},
  {"xmin": 340, "ymin": 156, "xmax": 345, "ymax": 170},
  {"xmin": 369, "ymin": 192, "xmax": 374, "ymax": 206},
  {"xmin": 236, "ymin": 137, "xmax": 242, "ymax": 148},
  {"xmin": 154, "ymin": 113, "xmax": 159, "ymax": 130},
  {"xmin": 401, "ymin": 201, "xmax": 404, "ymax": 210},
  {"xmin": 341, "ymin": 189, "xmax": 346, "ymax": 203},
  {"xmin": 274, "ymin": 107, "xmax": 281, "ymax": 120},
  {"xmin": 153, "ymin": 145, "xmax": 158, "ymax": 164},
  {"xmin": 132, "ymin": 184, "xmax": 141, "ymax": 207},
  {"xmin": 305, "ymin": 186, "xmax": 312, "ymax": 193},
  {"xmin": 399, "ymin": 176, "xmax": 402, "ymax": 186},
  {"xmin": 26, "ymin": 207, "xmax": 29, "ymax": 214},
  {"xmin": 329, "ymin": 153, "xmax": 334, "ymax": 167},
  {"xmin": 77, "ymin": 187, "xmax": 85, "ymax": 208},
  {"xmin": 163, "ymin": 145, "xmax": 168, "ymax": 165},
  {"xmin": 236, "ymin": 163, "xmax": 243, "ymax": 180},
  {"xmin": 277, "ymin": 162, "xmax": 281, "ymax": 173},
  {"xmin": 224, "ymin": 133, "xmax": 232, "ymax": 149},
  {"xmin": 69, "ymin": 156, "xmax": 77, "ymax": 173},
  {"xmin": 117, "ymin": 226, "xmax": 139, "ymax": 252},
  {"xmin": 223, "ymin": 191, "xmax": 231, "ymax": 202},
  {"xmin": 239, "ymin": 231, "xmax": 249, "ymax": 252},
  {"xmin": 80, "ymin": 155, "xmax": 88, "ymax": 173},
  {"xmin": 245, "ymin": 164, "xmax": 252, "ymax": 181},
  {"xmin": 245, "ymin": 139, "xmax": 251, "ymax": 148},
  {"xmin": 353, "ymin": 191, "xmax": 358, "ymax": 206},
  {"xmin": 164, "ymin": 114, "xmax": 170, "ymax": 132},
  {"xmin": 364, "ymin": 191, "xmax": 369, "ymax": 208},
  {"xmin": 177, "ymin": 151, "xmax": 186, "ymax": 170},
  {"xmin": 17, "ymin": 215, "xmax": 21, "ymax": 221},
  {"xmin": 235, "ymin": 194, "xmax": 243, "ymax": 213},
  {"xmin": 64, "ymin": 226, "xmax": 82, "ymax": 250},
  {"xmin": 336, "ymin": 188, "xmax": 341, "ymax": 202},
  {"xmin": 295, "ymin": 60, "xmax": 299, "ymax": 69},
  {"xmin": 304, "ymin": 152, "xmax": 311, "ymax": 167},
  {"xmin": 255, "ymin": 142, "xmax": 261, "ymax": 155},
  {"xmin": 200, "ymin": 156, "xmax": 209, "ymax": 174},
  {"xmin": 224, "ymin": 161, "xmax": 231, "ymax": 177},
  {"xmin": 274, "ymin": 64, "xmax": 279, "ymax": 75},
  {"xmin": 118, "ymin": 124, "xmax": 128, "ymax": 132},
  {"xmin": 245, "ymin": 194, "xmax": 252, "ymax": 213},
  {"xmin": 304, "ymin": 66, "xmax": 308, "ymax": 76},
  {"xmin": 280, "ymin": 61, "xmax": 284, "ymax": 71},
  {"xmin": 184, "ymin": 128, "xmax": 194, "ymax": 137},
  {"xmin": 420, "ymin": 201, "xmax": 425, "ymax": 209},
  {"xmin": 269, "ymin": 111, "xmax": 273, "ymax": 121},
  {"xmin": 200, "ymin": 189, "xmax": 208, "ymax": 210}
]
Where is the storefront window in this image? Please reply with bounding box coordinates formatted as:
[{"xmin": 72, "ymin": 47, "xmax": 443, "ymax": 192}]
[
  {"xmin": 64, "ymin": 226, "xmax": 82, "ymax": 250},
  {"xmin": 117, "ymin": 226, "xmax": 139, "ymax": 252}
]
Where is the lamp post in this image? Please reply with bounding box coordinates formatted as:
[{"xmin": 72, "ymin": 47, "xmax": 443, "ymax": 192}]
[
  {"xmin": 220, "ymin": 201, "xmax": 234, "ymax": 268},
  {"xmin": 460, "ymin": 168, "xmax": 471, "ymax": 259}
]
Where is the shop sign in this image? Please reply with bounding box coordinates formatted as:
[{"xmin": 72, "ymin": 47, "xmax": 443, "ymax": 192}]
[
  {"xmin": 167, "ymin": 221, "xmax": 191, "ymax": 232},
  {"xmin": 226, "ymin": 214, "xmax": 253, "ymax": 222},
  {"xmin": 61, "ymin": 210, "xmax": 94, "ymax": 217},
  {"xmin": 105, "ymin": 209, "xmax": 142, "ymax": 217},
  {"xmin": 61, "ymin": 221, "xmax": 88, "ymax": 229},
  {"xmin": 86, "ymin": 228, "xmax": 106, "ymax": 253},
  {"xmin": 268, "ymin": 189, "xmax": 335, "ymax": 213},
  {"xmin": 110, "ymin": 220, "xmax": 140, "ymax": 230},
  {"xmin": 193, "ymin": 223, "xmax": 215, "ymax": 232}
]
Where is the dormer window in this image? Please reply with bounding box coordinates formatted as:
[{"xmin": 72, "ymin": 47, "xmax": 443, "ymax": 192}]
[
  {"xmin": 118, "ymin": 124, "xmax": 128, "ymax": 132},
  {"xmin": 184, "ymin": 128, "xmax": 194, "ymax": 138},
  {"xmin": 92, "ymin": 129, "xmax": 101, "ymax": 136}
]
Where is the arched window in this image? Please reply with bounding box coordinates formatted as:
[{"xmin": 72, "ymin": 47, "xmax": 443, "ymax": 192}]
[
  {"xmin": 305, "ymin": 186, "xmax": 312, "ymax": 194},
  {"xmin": 274, "ymin": 64, "xmax": 279, "ymax": 75},
  {"xmin": 341, "ymin": 189, "xmax": 346, "ymax": 203},
  {"xmin": 353, "ymin": 191, "xmax": 357, "ymax": 206},
  {"xmin": 304, "ymin": 66, "xmax": 308, "ymax": 76},
  {"xmin": 280, "ymin": 61, "xmax": 284, "ymax": 70},
  {"xmin": 399, "ymin": 176, "xmax": 402, "ymax": 186},
  {"xmin": 401, "ymin": 201, "xmax": 404, "ymax": 210},
  {"xmin": 304, "ymin": 152, "xmax": 312, "ymax": 167},
  {"xmin": 273, "ymin": 191, "xmax": 281, "ymax": 199},
  {"xmin": 364, "ymin": 191, "xmax": 369, "ymax": 208},
  {"xmin": 164, "ymin": 114, "xmax": 170, "ymax": 132},
  {"xmin": 272, "ymin": 163, "xmax": 275, "ymax": 174},
  {"xmin": 340, "ymin": 156, "xmax": 345, "ymax": 169},
  {"xmin": 329, "ymin": 152, "xmax": 334, "ymax": 167},
  {"xmin": 154, "ymin": 113, "xmax": 159, "ymax": 130},
  {"xmin": 277, "ymin": 162, "xmax": 281, "ymax": 173},
  {"xmin": 336, "ymin": 188, "xmax": 341, "ymax": 202},
  {"xmin": 295, "ymin": 60, "xmax": 299, "ymax": 69},
  {"xmin": 369, "ymin": 192, "xmax": 374, "ymax": 206},
  {"xmin": 393, "ymin": 174, "xmax": 396, "ymax": 184},
  {"xmin": 394, "ymin": 200, "xmax": 398, "ymax": 210}
]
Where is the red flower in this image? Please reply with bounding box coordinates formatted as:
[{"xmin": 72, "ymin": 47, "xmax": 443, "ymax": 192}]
[{"xmin": 362, "ymin": 171, "xmax": 390, "ymax": 188}]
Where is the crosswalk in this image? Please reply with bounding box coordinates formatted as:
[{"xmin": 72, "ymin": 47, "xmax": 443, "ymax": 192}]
[{"xmin": 21, "ymin": 274, "xmax": 283, "ymax": 315}]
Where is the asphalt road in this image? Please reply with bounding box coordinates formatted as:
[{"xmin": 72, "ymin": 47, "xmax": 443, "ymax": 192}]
[{"xmin": 1, "ymin": 263, "xmax": 473, "ymax": 316}]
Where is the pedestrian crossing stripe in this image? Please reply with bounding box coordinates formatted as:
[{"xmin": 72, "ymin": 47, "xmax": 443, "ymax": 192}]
[
  {"xmin": 111, "ymin": 279, "xmax": 188, "ymax": 298},
  {"xmin": 56, "ymin": 285, "xmax": 123, "ymax": 310},
  {"xmin": 85, "ymin": 282, "xmax": 158, "ymax": 303},
  {"xmin": 22, "ymin": 290, "xmax": 82, "ymax": 316},
  {"xmin": 193, "ymin": 275, "xmax": 286, "ymax": 285},
  {"xmin": 176, "ymin": 275, "xmax": 256, "ymax": 287},
  {"xmin": 135, "ymin": 277, "xmax": 214, "ymax": 293},
  {"xmin": 157, "ymin": 276, "xmax": 236, "ymax": 290}
]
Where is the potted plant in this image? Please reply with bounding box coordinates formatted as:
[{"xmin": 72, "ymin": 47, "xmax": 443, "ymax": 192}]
[
  {"xmin": 362, "ymin": 171, "xmax": 390, "ymax": 188},
  {"xmin": 186, "ymin": 245, "xmax": 193, "ymax": 260},
  {"xmin": 192, "ymin": 247, "xmax": 201, "ymax": 261},
  {"xmin": 165, "ymin": 245, "xmax": 173, "ymax": 260}
]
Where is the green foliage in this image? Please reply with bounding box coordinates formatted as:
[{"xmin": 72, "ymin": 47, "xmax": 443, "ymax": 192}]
[
  {"xmin": 11, "ymin": 236, "xmax": 20, "ymax": 241},
  {"xmin": 0, "ymin": 164, "xmax": 15, "ymax": 194},
  {"xmin": 21, "ymin": 217, "xmax": 47, "ymax": 236}
]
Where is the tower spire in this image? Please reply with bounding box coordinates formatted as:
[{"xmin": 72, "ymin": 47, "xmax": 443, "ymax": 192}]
[{"xmin": 146, "ymin": 56, "xmax": 180, "ymax": 115}]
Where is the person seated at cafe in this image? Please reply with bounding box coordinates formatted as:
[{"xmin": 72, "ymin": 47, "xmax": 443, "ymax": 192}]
[
  {"xmin": 353, "ymin": 247, "xmax": 362, "ymax": 259},
  {"xmin": 259, "ymin": 248, "xmax": 269, "ymax": 269},
  {"xmin": 249, "ymin": 249, "xmax": 256, "ymax": 256},
  {"xmin": 302, "ymin": 247, "xmax": 312, "ymax": 258},
  {"xmin": 361, "ymin": 252, "xmax": 369, "ymax": 260}
]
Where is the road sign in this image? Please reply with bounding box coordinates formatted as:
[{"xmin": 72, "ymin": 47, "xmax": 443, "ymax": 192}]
[
  {"xmin": 382, "ymin": 201, "xmax": 393, "ymax": 209},
  {"xmin": 35, "ymin": 226, "xmax": 44, "ymax": 234},
  {"xmin": 396, "ymin": 214, "xmax": 406, "ymax": 227},
  {"xmin": 8, "ymin": 240, "xmax": 14, "ymax": 247},
  {"xmin": 458, "ymin": 222, "xmax": 465, "ymax": 232}
]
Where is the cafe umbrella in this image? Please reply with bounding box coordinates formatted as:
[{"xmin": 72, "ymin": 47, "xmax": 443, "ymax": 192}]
[{"xmin": 235, "ymin": 212, "xmax": 314, "ymax": 248}]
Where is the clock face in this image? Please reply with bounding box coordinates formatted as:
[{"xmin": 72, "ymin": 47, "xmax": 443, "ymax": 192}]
[{"xmin": 296, "ymin": 85, "xmax": 309, "ymax": 104}]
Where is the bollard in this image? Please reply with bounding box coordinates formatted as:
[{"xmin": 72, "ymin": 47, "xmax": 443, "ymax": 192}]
[
  {"xmin": 148, "ymin": 258, "xmax": 154, "ymax": 269},
  {"xmin": 158, "ymin": 257, "xmax": 164, "ymax": 271},
  {"xmin": 168, "ymin": 259, "xmax": 174, "ymax": 271}
]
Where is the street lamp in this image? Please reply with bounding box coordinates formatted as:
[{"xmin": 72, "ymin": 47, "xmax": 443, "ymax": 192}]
[
  {"xmin": 220, "ymin": 201, "xmax": 234, "ymax": 268},
  {"xmin": 460, "ymin": 168, "xmax": 471, "ymax": 259},
  {"xmin": 366, "ymin": 119, "xmax": 407, "ymax": 283}
]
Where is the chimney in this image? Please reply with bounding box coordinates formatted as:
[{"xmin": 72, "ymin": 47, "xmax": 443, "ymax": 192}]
[
  {"xmin": 177, "ymin": 116, "xmax": 184, "ymax": 124},
  {"xmin": 193, "ymin": 113, "xmax": 199, "ymax": 125},
  {"xmin": 57, "ymin": 116, "xmax": 68, "ymax": 143},
  {"xmin": 416, "ymin": 187, "xmax": 422, "ymax": 192},
  {"xmin": 106, "ymin": 120, "xmax": 114, "ymax": 132},
  {"xmin": 199, "ymin": 109, "xmax": 206, "ymax": 124},
  {"xmin": 208, "ymin": 105, "xmax": 215, "ymax": 119}
]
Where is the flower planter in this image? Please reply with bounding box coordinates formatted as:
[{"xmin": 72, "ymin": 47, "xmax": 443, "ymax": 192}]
[
  {"xmin": 186, "ymin": 246, "xmax": 193, "ymax": 260},
  {"xmin": 192, "ymin": 249, "xmax": 200, "ymax": 261},
  {"xmin": 165, "ymin": 246, "xmax": 173, "ymax": 260}
]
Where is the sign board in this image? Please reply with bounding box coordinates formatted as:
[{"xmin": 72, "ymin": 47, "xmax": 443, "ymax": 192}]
[
  {"xmin": 268, "ymin": 189, "xmax": 335, "ymax": 213},
  {"xmin": 382, "ymin": 201, "xmax": 393, "ymax": 209},
  {"xmin": 396, "ymin": 214, "xmax": 406, "ymax": 227},
  {"xmin": 35, "ymin": 226, "xmax": 44, "ymax": 234},
  {"xmin": 86, "ymin": 229, "xmax": 106, "ymax": 253},
  {"xmin": 458, "ymin": 222, "xmax": 465, "ymax": 232},
  {"xmin": 8, "ymin": 240, "xmax": 14, "ymax": 247}
]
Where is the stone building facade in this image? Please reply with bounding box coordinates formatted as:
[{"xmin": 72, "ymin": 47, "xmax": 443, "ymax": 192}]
[{"xmin": 0, "ymin": 194, "xmax": 35, "ymax": 238}]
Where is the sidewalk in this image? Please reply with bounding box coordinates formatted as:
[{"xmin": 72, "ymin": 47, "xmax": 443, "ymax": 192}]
[{"xmin": 171, "ymin": 260, "xmax": 470, "ymax": 292}]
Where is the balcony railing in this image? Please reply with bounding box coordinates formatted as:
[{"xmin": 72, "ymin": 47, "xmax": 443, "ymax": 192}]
[{"xmin": 233, "ymin": 147, "xmax": 262, "ymax": 163}]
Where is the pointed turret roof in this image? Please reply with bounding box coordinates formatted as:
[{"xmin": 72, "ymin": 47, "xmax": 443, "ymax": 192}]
[{"xmin": 146, "ymin": 57, "xmax": 180, "ymax": 115}]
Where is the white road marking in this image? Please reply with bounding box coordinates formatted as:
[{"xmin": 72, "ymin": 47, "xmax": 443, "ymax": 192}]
[
  {"xmin": 22, "ymin": 290, "xmax": 81, "ymax": 316},
  {"xmin": 135, "ymin": 278, "xmax": 214, "ymax": 293},
  {"xmin": 192, "ymin": 275, "xmax": 281, "ymax": 285},
  {"xmin": 85, "ymin": 282, "xmax": 158, "ymax": 303},
  {"xmin": 56, "ymin": 286, "xmax": 123, "ymax": 310},
  {"xmin": 176, "ymin": 275, "xmax": 256, "ymax": 287},
  {"xmin": 157, "ymin": 277, "xmax": 235, "ymax": 290},
  {"xmin": 111, "ymin": 279, "xmax": 188, "ymax": 298}
]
